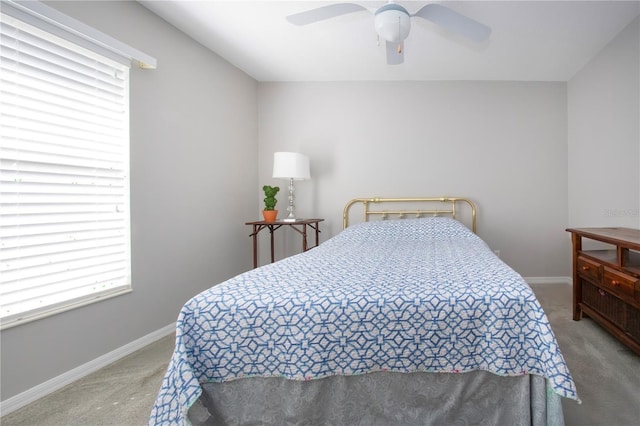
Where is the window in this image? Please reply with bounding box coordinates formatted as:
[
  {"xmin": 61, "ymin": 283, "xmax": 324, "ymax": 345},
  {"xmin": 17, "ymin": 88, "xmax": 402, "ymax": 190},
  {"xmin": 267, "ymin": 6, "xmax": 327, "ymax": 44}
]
[{"xmin": 0, "ymin": 1, "xmax": 155, "ymax": 329}]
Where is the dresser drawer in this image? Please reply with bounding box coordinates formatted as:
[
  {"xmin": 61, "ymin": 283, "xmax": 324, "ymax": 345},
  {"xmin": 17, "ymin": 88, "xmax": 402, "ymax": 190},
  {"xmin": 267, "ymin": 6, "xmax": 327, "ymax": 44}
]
[
  {"xmin": 577, "ymin": 256, "xmax": 601, "ymax": 283},
  {"xmin": 602, "ymin": 267, "xmax": 638, "ymax": 300}
]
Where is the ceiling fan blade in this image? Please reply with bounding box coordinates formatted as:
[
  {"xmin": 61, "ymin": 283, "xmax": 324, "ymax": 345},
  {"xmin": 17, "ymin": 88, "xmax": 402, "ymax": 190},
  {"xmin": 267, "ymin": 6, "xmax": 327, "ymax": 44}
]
[
  {"xmin": 412, "ymin": 4, "xmax": 491, "ymax": 42},
  {"xmin": 386, "ymin": 41, "xmax": 404, "ymax": 65},
  {"xmin": 286, "ymin": 3, "xmax": 368, "ymax": 26}
]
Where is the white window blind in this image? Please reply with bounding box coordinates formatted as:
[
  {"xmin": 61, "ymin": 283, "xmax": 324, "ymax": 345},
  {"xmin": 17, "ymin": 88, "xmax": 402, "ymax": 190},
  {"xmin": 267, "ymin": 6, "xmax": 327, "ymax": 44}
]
[{"xmin": 0, "ymin": 11, "xmax": 132, "ymax": 328}]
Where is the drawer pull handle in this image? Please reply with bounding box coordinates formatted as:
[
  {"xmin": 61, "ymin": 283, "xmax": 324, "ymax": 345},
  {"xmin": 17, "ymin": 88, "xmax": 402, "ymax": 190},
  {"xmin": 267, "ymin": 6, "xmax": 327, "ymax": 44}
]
[
  {"xmin": 611, "ymin": 280, "xmax": 620, "ymax": 287},
  {"xmin": 581, "ymin": 266, "xmax": 589, "ymax": 271}
]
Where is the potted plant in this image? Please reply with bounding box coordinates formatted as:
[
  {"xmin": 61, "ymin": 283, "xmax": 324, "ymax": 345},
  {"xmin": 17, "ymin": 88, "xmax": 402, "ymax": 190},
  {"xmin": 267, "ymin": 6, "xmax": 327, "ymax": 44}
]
[{"xmin": 262, "ymin": 185, "xmax": 280, "ymax": 222}]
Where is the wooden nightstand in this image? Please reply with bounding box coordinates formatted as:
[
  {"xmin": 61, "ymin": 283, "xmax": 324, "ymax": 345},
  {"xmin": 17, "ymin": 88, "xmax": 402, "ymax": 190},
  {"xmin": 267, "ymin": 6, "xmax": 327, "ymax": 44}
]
[{"xmin": 246, "ymin": 219, "xmax": 324, "ymax": 268}]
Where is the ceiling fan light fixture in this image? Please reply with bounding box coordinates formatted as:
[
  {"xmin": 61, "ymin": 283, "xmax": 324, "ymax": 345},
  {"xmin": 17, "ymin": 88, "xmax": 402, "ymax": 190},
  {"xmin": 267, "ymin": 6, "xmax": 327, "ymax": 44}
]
[
  {"xmin": 374, "ymin": 4, "xmax": 411, "ymax": 43},
  {"xmin": 285, "ymin": 1, "xmax": 492, "ymax": 66}
]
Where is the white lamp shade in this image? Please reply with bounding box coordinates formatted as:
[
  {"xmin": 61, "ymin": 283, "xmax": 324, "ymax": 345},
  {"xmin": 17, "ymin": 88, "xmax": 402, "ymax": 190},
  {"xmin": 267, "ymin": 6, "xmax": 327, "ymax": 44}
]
[{"xmin": 272, "ymin": 152, "xmax": 310, "ymax": 180}]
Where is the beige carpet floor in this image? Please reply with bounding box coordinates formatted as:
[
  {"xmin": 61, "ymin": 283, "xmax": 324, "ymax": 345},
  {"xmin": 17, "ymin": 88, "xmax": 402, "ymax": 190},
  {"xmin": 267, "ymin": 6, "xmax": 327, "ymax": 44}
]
[
  {"xmin": 2, "ymin": 283, "xmax": 639, "ymax": 425},
  {"xmin": 1, "ymin": 334, "xmax": 174, "ymax": 426}
]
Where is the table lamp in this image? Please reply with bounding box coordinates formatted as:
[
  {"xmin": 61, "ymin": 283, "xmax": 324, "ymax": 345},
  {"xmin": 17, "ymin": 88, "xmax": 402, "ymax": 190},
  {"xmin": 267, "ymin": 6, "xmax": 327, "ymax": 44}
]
[{"xmin": 272, "ymin": 152, "xmax": 310, "ymax": 222}]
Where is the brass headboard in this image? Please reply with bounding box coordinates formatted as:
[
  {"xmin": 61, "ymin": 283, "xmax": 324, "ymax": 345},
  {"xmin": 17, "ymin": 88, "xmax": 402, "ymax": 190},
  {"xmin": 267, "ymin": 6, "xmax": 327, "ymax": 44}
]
[{"xmin": 343, "ymin": 197, "xmax": 477, "ymax": 233}]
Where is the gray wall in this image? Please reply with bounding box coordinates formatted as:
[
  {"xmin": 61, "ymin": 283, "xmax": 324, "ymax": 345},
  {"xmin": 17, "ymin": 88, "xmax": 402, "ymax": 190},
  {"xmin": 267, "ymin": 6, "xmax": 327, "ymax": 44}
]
[
  {"xmin": 0, "ymin": 1, "xmax": 258, "ymax": 400},
  {"xmin": 568, "ymin": 17, "xmax": 640, "ymax": 229},
  {"xmin": 258, "ymin": 81, "xmax": 569, "ymax": 278}
]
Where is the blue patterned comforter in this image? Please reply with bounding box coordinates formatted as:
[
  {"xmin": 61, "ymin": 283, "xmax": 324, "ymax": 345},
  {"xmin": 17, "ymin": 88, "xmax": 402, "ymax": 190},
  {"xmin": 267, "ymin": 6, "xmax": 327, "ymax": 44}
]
[{"xmin": 150, "ymin": 217, "xmax": 578, "ymax": 425}]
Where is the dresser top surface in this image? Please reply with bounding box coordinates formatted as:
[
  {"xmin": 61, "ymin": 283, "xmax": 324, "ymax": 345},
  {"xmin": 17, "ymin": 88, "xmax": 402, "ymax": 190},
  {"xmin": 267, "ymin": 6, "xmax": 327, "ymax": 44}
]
[{"xmin": 566, "ymin": 227, "xmax": 640, "ymax": 248}]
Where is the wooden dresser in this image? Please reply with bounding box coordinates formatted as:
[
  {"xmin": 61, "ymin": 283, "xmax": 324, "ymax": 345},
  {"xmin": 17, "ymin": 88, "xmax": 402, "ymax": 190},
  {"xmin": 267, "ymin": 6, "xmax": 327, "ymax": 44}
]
[{"xmin": 566, "ymin": 227, "xmax": 640, "ymax": 355}]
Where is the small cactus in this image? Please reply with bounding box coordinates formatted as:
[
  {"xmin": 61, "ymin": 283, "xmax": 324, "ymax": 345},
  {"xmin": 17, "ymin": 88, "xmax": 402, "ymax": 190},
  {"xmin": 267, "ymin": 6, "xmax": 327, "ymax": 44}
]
[{"xmin": 262, "ymin": 185, "xmax": 280, "ymax": 211}]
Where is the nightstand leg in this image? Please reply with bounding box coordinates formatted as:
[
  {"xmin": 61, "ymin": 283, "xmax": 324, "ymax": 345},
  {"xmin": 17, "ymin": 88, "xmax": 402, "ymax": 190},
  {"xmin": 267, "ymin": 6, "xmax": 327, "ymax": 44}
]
[
  {"xmin": 269, "ymin": 227, "xmax": 275, "ymax": 263},
  {"xmin": 251, "ymin": 225, "xmax": 258, "ymax": 268},
  {"xmin": 302, "ymin": 224, "xmax": 308, "ymax": 251}
]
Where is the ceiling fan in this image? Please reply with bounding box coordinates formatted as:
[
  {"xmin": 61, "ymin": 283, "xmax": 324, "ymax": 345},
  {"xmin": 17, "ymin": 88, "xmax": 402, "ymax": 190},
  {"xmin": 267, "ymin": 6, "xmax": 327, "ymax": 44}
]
[{"xmin": 286, "ymin": 1, "xmax": 491, "ymax": 65}]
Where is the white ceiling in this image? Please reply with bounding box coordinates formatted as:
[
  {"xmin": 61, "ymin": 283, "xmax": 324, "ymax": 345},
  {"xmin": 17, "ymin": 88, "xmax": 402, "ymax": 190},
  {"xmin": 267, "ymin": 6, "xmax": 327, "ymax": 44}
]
[{"xmin": 139, "ymin": 1, "xmax": 640, "ymax": 82}]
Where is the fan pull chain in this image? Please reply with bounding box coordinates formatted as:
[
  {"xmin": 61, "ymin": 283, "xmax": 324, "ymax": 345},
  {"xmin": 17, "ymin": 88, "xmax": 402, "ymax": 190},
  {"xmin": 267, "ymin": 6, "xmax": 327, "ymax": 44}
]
[{"xmin": 397, "ymin": 16, "xmax": 402, "ymax": 54}]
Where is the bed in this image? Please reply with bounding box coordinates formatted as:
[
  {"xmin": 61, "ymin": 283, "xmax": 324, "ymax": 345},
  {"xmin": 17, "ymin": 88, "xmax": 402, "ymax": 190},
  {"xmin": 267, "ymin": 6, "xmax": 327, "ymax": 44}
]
[{"xmin": 150, "ymin": 197, "xmax": 579, "ymax": 426}]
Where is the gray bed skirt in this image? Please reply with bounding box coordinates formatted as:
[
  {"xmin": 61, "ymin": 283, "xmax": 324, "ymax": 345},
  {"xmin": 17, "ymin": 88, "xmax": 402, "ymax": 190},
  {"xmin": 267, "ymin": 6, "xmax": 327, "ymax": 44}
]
[{"xmin": 188, "ymin": 371, "xmax": 564, "ymax": 426}]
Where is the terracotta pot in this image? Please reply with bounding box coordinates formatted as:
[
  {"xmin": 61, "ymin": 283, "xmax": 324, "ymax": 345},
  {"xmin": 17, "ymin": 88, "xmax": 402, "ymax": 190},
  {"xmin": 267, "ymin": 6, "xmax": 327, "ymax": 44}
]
[{"xmin": 262, "ymin": 210, "xmax": 278, "ymax": 222}]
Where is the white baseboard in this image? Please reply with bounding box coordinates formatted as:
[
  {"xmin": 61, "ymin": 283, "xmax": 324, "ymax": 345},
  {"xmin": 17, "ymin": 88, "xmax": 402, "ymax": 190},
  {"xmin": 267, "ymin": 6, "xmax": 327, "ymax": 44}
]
[
  {"xmin": 0, "ymin": 322, "xmax": 176, "ymax": 416},
  {"xmin": 524, "ymin": 276, "xmax": 571, "ymax": 285}
]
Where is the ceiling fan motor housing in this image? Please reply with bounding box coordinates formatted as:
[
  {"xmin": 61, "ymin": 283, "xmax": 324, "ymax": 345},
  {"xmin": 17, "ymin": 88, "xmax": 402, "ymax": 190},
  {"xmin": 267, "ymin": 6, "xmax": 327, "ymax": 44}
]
[{"xmin": 374, "ymin": 4, "xmax": 411, "ymax": 43}]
